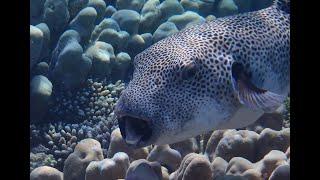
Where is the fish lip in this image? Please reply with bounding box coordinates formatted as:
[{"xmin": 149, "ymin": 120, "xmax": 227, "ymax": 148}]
[{"xmin": 116, "ymin": 112, "xmax": 153, "ymax": 148}]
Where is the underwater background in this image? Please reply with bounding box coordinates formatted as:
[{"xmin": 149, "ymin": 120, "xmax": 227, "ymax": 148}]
[{"xmin": 30, "ymin": 0, "xmax": 290, "ymax": 179}]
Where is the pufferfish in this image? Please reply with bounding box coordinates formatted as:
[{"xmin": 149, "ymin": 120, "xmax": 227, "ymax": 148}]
[{"xmin": 114, "ymin": 0, "xmax": 290, "ymax": 148}]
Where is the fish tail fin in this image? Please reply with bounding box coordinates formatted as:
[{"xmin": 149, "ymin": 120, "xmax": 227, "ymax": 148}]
[{"xmin": 274, "ymin": 0, "xmax": 290, "ymax": 13}]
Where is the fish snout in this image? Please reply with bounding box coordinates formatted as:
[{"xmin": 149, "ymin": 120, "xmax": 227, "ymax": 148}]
[{"xmin": 114, "ymin": 98, "xmax": 153, "ymax": 148}]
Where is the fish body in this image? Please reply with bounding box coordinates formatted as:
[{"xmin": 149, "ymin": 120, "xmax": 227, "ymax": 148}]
[{"xmin": 115, "ymin": 0, "xmax": 290, "ymax": 148}]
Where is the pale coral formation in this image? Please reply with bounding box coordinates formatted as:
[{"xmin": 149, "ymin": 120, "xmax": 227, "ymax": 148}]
[
  {"xmin": 170, "ymin": 153, "xmax": 213, "ymax": 180},
  {"xmin": 30, "ymin": 166, "xmax": 63, "ymax": 180},
  {"xmin": 85, "ymin": 152, "xmax": 130, "ymax": 180},
  {"xmin": 126, "ymin": 159, "xmax": 163, "ymax": 180},
  {"xmin": 107, "ymin": 128, "xmax": 149, "ymax": 161},
  {"xmin": 147, "ymin": 145, "xmax": 182, "ymax": 172}
]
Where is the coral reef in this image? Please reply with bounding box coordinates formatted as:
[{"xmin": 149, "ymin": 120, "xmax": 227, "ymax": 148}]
[
  {"xmin": 86, "ymin": 152, "xmax": 130, "ymax": 180},
  {"xmin": 224, "ymin": 150, "xmax": 289, "ymax": 179},
  {"xmin": 147, "ymin": 145, "xmax": 182, "ymax": 172},
  {"xmin": 30, "ymin": 25, "xmax": 44, "ymax": 69},
  {"xmin": 256, "ymin": 128, "xmax": 290, "ymax": 160},
  {"xmin": 30, "ymin": 153, "xmax": 57, "ymax": 172},
  {"xmin": 85, "ymin": 41, "xmax": 116, "ymax": 78},
  {"xmin": 47, "ymin": 78, "xmax": 124, "ymax": 123},
  {"xmin": 30, "ymin": 78, "xmax": 124, "ymax": 170},
  {"xmin": 88, "ymin": 0, "xmax": 107, "ymax": 23},
  {"xmin": 42, "ymin": 0, "xmax": 70, "ymax": 34},
  {"xmin": 116, "ymin": 0, "xmax": 146, "ymax": 12},
  {"xmin": 30, "ymin": 75, "xmax": 53, "ymax": 123},
  {"xmin": 63, "ymin": 138, "xmax": 104, "ymax": 180},
  {"xmin": 170, "ymin": 137, "xmax": 200, "ymax": 158},
  {"xmin": 49, "ymin": 30, "xmax": 92, "ymax": 89},
  {"xmin": 107, "ymin": 128, "xmax": 149, "ymax": 161},
  {"xmin": 111, "ymin": 10, "xmax": 141, "ymax": 35},
  {"xmin": 152, "ymin": 22, "xmax": 179, "ymax": 43},
  {"xmin": 30, "ymin": 166, "xmax": 63, "ymax": 180},
  {"xmin": 68, "ymin": 7, "xmax": 98, "ymax": 42},
  {"xmin": 126, "ymin": 159, "xmax": 163, "ymax": 180},
  {"xmin": 30, "ymin": 118, "xmax": 114, "ymax": 170},
  {"xmin": 170, "ymin": 153, "xmax": 213, "ymax": 180},
  {"xmin": 269, "ymin": 164, "xmax": 290, "ymax": 180},
  {"xmin": 205, "ymin": 128, "xmax": 290, "ymax": 163},
  {"xmin": 29, "ymin": 1, "xmax": 286, "ymax": 179},
  {"xmin": 167, "ymin": 11, "xmax": 205, "ymax": 30},
  {"xmin": 211, "ymin": 157, "xmax": 228, "ymax": 180}
]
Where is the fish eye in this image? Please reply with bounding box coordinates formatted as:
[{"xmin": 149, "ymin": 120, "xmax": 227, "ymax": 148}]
[{"xmin": 181, "ymin": 61, "xmax": 198, "ymax": 80}]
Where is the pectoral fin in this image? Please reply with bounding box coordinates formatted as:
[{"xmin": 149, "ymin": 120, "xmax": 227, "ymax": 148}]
[{"xmin": 231, "ymin": 62, "xmax": 285, "ymax": 113}]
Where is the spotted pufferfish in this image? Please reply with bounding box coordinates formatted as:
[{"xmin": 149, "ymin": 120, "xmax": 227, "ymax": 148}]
[{"xmin": 114, "ymin": 0, "xmax": 290, "ymax": 148}]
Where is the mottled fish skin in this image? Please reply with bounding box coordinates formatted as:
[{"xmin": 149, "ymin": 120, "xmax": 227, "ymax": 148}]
[{"xmin": 115, "ymin": 0, "xmax": 290, "ymax": 148}]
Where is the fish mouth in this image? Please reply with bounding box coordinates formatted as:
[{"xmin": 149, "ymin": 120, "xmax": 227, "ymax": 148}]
[{"xmin": 117, "ymin": 113, "xmax": 153, "ymax": 148}]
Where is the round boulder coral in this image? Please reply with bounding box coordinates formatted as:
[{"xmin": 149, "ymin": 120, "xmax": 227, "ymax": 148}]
[
  {"xmin": 269, "ymin": 164, "xmax": 290, "ymax": 180},
  {"xmin": 170, "ymin": 137, "xmax": 199, "ymax": 158},
  {"xmin": 90, "ymin": 18, "xmax": 121, "ymax": 43},
  {"xmin": 211, "ymin": 157, "xmax": 228, "ymax": 180},
  {"xmin": 147, "ymin": 145, "xmax": 182, "ymax": 172},
  {"xmin": 205, "ymin": 129, "xmax": 229, "ymax": 161},
  {"xmin": 152, "ymin": 22, "xmax": 178, "ymax": 43},
  {"xmin": 88, "ymin": 0, "xmax": 106, "ymax": 23},
  {"xmin": 50, "ymin": 30, "xmax": 92, "ymax": 90},
  {"xmin": 30, "ymin": 0, "xmax": 45, "ymax": 24},
  {"xmin": 85, "ymin": 41, "xmax": 116, "ymax": 78},
  {"xmin": 30, "ymin": 166, "xmax": 63, "ymax": 180},
  {"xmin": 42, "ymin": 0, "xmax": 70, "ymax": 33},
  {"xmin": 167, "ymin": 11, "xmax": 205, "ymax": 30},
  {"xmin": 139, "ymin": 0, "xmax": 162, "ymax": 34},
  {"xmin": 30, "ymin": 25, "xmax": 44, "ymax": 69},
  {"xmin": 126, "ymin": 33, "xmax": 152, "ymax": 57},
  {"xmin": 217, "ymin": 0, "xmax": 238, "ymax": 17},
  {"xmin": 35, "ymin": 23, "xmax": 51, "ymax": 61},
  {"xmin": 170, "ymin": 153, "xmax": 212, "ymax": 180},
  {"xmin": 85, "ymin": 152, "xmax": 130, "ymax": 180},
  {"xmin": 63, "ymin": 138, "xmax": 104, "ymax": 180},
  {"xmin": 224, "ymin": 150, "xmax": 288, "ymax": 179},
  {"xmin": 97, "ymin": 29, "xmax": 130, "ymax": 53},
  {"xmin": 111, "ymin": 10, "xmax": 141, "ymax": 35},
  {"xmin": 214, "ymin": 130, "xmax": 259, "ymax": 162},
  {"xmin": 30, "ymin": 75, "xmax": 52, "ymax": 123},
  {"xmin": 159, "ymin": 0, "xmax": 184, "ymax": 22},
  {"xmin": 107, "ymin": 128, "xmax": 149, "ymax": 161},
  {"xmin": 111, "ymin": 52, "xmax": 132, "ymax": 81},
  {"xmin": 105, "ymin": 5, "xmax": 117, "ymax": 17},
  {"xmin": 256, "ymin": 128, "xmax": 290, "ymax": 160},
  {"xmin": 68, "ymin": 0, "xmax": 89, "ymax": 19},
  {"xmin": 69, "ymin": 7, "xmax": 97, "ymax": 42},
  {"xmin": 126, "ymin": 159, "xmax": 163, "ymax": 180},
  {"xmin": 116, "ymin": 0, "xmax": 146, "ymax": 12}
]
